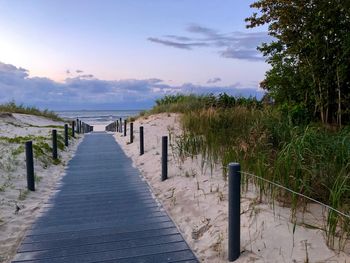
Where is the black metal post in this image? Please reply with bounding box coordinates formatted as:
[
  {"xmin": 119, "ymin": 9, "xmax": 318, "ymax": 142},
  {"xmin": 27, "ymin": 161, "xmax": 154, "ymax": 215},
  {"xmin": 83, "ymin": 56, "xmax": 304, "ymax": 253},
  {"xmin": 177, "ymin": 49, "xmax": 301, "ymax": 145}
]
[
  {"xmin": 76, "ymin": 119, "xmax": 79, "ymax": 133},
  {"xmin": 140, "ymin": 126, "xmax": 144, "ymax": 155},
  {"xmin": 161, "ymin": 136, "xmax": 168, "ymax": 181},
  {"xmin": 52, "ymin": 129, "xmax": 58, "ymax": 160},
  {"xmin": 72, "ymin": 121, "xmax": 75, "ymax": 138},
  {"xmin": 119, "ymin": 118, "xmax": 122, "ymax": 133},
  {"xmin": 124, "ymin": 120, "xmax": 127, "ymax": 136},
  {"xmin": 228, "ymin": 162, "xmax": 241, "ymax": 261},
  {"xmin": 130, "ymin": 122, "xmax": 133, "ymax": 143},
  {"xmin": 64, "ymin": 124, "xmax": 69, "ymax": 147},
  {"xmin": 25, "ymin": 141, "xmax": 35, "ymax": 191}
]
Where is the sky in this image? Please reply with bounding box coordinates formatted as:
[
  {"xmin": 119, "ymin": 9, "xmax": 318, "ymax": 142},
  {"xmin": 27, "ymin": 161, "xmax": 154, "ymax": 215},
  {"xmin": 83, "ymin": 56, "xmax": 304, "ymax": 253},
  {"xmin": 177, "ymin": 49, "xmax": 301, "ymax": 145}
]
[{"xmin": 0, "ymin": 0, "xmax": 270, "ymax": 110}]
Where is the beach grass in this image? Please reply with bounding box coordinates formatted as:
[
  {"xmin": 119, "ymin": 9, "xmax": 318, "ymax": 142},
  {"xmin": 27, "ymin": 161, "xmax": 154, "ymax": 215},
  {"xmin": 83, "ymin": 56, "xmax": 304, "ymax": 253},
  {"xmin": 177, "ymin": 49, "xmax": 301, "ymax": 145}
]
[
  {"xmin": 0, "ymin": 131, "xmax": 67, "ymax": 168},
  {"xmin": 150, "ymin": 93, "xmax": 350, "ymax": 250},
  {"xmin": 0, "ymin": 101, "xmax": 63, "ymax": 121}
]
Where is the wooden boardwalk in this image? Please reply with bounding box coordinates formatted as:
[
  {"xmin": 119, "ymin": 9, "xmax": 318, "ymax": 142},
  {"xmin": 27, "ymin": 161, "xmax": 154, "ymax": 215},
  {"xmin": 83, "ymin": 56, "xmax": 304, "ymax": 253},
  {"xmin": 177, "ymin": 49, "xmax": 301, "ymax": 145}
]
[{"xmin": 13, "ymin": 132, "xmax": 198, "ymax": 263}]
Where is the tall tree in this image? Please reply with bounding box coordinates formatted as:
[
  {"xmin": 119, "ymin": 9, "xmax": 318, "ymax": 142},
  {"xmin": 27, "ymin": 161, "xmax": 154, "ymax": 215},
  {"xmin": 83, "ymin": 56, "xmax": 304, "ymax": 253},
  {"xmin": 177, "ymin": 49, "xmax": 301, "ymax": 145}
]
[{"xmin": 246, "ymin": 0, "xmax": 350, "ymax": 125}]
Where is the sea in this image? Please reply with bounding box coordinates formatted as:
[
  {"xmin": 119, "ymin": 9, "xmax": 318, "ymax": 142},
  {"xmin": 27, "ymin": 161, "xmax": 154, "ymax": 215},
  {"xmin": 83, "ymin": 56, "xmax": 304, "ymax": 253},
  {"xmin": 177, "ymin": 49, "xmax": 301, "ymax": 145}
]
[{"xmin": 55, "ymin": 110, "xmax": 142, "ymax": 126}]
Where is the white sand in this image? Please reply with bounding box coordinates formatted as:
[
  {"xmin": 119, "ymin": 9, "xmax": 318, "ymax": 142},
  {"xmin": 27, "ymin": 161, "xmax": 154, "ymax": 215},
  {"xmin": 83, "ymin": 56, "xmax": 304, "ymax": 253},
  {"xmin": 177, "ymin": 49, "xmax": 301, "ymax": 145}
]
[
  {"xmin": 0, "ymin": 113, "xmax": 82, "ymax": 263},
  {"xmin": 93, "ymin": 124, "xmax": 107, "ymax": 132},
  {"xmin": 114, "ymin": 113, "xmax": 350, "ymax": 263}
]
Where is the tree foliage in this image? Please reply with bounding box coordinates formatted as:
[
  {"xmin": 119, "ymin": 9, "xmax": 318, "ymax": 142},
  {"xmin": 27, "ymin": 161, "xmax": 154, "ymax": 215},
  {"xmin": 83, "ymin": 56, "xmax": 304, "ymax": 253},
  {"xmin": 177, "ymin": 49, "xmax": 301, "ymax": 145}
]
[{"xmin": 246, "ymin": 0, "xmax": 350, "ymax": 125}]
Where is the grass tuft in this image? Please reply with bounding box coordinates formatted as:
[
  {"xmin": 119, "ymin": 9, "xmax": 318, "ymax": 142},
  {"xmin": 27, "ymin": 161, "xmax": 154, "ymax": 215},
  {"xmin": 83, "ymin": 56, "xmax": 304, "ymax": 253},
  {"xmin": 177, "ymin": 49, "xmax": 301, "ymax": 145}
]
[{"xmin": 0, "ymin": 101, "xmax": 63, "ymax": 121}]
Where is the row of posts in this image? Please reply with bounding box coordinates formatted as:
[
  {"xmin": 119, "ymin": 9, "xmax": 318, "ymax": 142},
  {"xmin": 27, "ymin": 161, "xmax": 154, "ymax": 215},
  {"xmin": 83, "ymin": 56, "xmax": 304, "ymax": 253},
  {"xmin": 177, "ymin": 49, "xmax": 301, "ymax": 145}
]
[
  {"xmin": 74, "ymin": 118, "xmax": 93, "ymax": 134},
  {"xmin": 105, "ymin": 117, "xmax": 130, "ymax": 135},
  {"xmin": 26, "ymin": 119, "xmax": 93, "ymax": 192},
  {"xmin": 108, "ymin": 117, "xmax": 241, "ymax": 261},
  {"xmin": 105, "ymin": 118, "xmax": 168, "ymax": 181},
  {"xmin": 106, "ymin": 118, "xmax": 142, "ymax": 154}
]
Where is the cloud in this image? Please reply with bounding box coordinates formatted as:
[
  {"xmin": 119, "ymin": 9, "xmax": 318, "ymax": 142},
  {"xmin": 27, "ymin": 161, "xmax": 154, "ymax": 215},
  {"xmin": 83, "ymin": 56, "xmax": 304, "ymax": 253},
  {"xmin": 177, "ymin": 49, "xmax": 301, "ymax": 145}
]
[
  {"xmin": 147, "ymin": 37, "xmax": 208, "ymax": 50},
  {"xmin": 220, "ymin": 48, "xmax": 265, "ymax": 61},
  {"xmin": 186, "ymin": 24, "xmax": 219, "ymax": 38},
  {"xmin": 78, "ymin": 74, "xmax": 94, "ymax": 79},
  {"xmin": 148, "ymin": 24, "xmax": 271, "ymax": 62},
  {"xmin": 0, "ymin": 61, "xmax": 264, "ymax": 110},
  {"xmin": 164, "ymin": 35, "xmax": 192, "ymax": 42},
  {"xmin": 0, "ymin": 62, "xmax": 29, "ymax": 83},
  {"xmin": 207, "ymin": 77, "xmax": 221, "ymax": 84},
  {"xmin": 66, "ymin": 69, "xmax": 95, "ymax": 78}
]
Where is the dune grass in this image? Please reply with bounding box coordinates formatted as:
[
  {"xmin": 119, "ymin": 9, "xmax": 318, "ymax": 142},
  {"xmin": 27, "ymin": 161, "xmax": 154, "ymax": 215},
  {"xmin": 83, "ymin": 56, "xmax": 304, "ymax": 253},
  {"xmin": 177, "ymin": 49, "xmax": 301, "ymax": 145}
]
[
  {"xmin": 149, "ymin": 93, "xmax": 262, "ymax": 114},
  {"xmin": 0, "ymin": 101, "xmax": 63, "ymax": 121},
  {"xmin": 151, "ymin": 93, "xmax": 350, "ymax": 250},
  {"xmin": 0, "ymin": 131, "xmax": 67, "ymax": 167}
]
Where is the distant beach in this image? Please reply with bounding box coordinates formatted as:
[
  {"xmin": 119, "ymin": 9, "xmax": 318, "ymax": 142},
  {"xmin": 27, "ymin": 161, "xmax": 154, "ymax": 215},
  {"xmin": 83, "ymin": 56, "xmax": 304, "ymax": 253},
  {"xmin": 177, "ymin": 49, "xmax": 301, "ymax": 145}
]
[{"xmin": 55, "ymin": 110, "xmax": 141, "ymax": 125}]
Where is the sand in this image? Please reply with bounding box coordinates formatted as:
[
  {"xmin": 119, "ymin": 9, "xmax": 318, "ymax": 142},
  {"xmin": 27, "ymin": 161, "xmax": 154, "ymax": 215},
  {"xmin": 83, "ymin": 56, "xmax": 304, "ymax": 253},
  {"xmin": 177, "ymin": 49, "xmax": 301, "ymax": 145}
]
[
  {"xmin": 93, "ymin": 124, "xmax": 107, "ymax": 132},
  {"xmin": 0, "ymin": 113, "xmax": 82, "ymax": 263},
  {"xmin": 114, "ymin": 113, "xmax": 350, "ymax": 263}
]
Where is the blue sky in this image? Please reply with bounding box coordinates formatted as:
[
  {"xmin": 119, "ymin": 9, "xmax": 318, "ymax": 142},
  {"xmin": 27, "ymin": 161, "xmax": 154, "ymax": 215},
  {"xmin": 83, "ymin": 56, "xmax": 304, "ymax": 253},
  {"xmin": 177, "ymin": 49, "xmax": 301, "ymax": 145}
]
[{"xmin": 0, "ymin": 0, "xmax": 270, "ymax": 110}]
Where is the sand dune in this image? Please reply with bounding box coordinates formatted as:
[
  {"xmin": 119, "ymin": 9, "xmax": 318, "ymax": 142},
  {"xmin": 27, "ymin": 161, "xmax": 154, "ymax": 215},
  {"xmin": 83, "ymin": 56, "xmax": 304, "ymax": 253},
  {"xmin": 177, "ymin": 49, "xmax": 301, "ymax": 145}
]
[{"xmin": 114, "ymin": 113, "xmax": 350, "ymax": 263}]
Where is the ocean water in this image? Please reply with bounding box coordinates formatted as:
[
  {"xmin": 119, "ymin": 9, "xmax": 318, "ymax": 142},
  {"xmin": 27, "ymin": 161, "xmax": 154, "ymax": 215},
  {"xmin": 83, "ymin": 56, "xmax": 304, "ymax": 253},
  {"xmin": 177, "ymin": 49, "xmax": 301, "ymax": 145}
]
[{"xmin": 55, "ymin": 110, "xmax": 141, "ymax": 125}]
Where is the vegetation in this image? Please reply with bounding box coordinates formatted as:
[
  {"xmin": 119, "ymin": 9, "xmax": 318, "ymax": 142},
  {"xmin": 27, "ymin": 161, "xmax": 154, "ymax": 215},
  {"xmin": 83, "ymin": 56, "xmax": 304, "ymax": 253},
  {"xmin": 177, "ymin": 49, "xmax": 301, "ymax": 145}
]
[
  {"xmin": 151, "ymin": 93, "xmax": 350, "ymax": 250},
  {"xmin": 0, "ymin": 101, "xmax": 63, "ymax": 121},
  {"xmin": 245, "ymin": 2, "xmax": 350, "ymax": 247},
  {"xmin": 18, "ymin": 189, "xmax": 29, "ymax": 201},
  {"xmin": 246, "ymin": 0, "xmax": 350, "ymax": 126},
  {"xmin": 151, "ymin": 93, "xmax": 262, "ymax": 114},
  {"xmin": 0, "ymin": 130, "xmax": 67, "ymax": 167}
]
